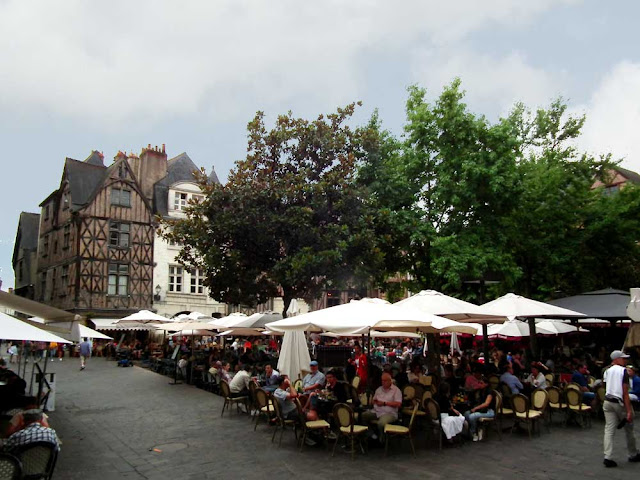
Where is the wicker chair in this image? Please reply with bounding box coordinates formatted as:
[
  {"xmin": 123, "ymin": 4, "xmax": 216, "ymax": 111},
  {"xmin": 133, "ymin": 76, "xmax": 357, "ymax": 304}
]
[
  {"xmin": 424, "ymin": 398, "xmax": 443, "ymax": 450},
  {"xmin": 402, "ymin": 385, "xmax": 417, "ymax": 402},
  {"xmin": 351, "ymin": 376, "xmax": 361, "ymax": 390},
  {"xmin": 0, "ymin": 453, "xmax": 22, "ymax": 480},
  {"xmin": 271, "ymin": 395, "xmax": 298, "ymax": 447},
  {"xmin": 479, "ymin": 389, "xmax": 503, "ymax": 441},
  {"xmin": 565, "ymin": 388, "xmax": 592, "ymax": 428},
  {"xmin": 546, "ymin": 386, "xmax": 567, "ymax": 424},
  {"xmin": 531, "ymin": 388, "xmax": 550, "ymax": 433},
  {"xmin": 253, "ymin": 388, "xmax": 275, "ymax": 431},
  {"xmin": 385, "ymin": 400, "xmax": 418, "ymax": 457},
  {"xmin": 544, "ymin": 374, "xmax": 554, "ymax": 387},
  {"xmin": 332, "ymin": 403, "xmax": 368, "ymax": 460},
  {"xmin": 219, "ymin": 380, "xmax": 248, "ymax": 417},
  {"xmin": 294, "ymin": 398, "xmax": 330, "ymax": 452},
  {"xmin": 511, "ymin": 394, "xmax": 543, "ymax": 438},
  {"xmin": 500, "ymin": 383, "xmax": 514, "ymax": 409},
  {"xmin": 488, "ymin": 375, "xmax": 500, "ymax": 391},
  {"xmin": 12, "ymin": 442, "xmax": 58, "ymax": 480}
]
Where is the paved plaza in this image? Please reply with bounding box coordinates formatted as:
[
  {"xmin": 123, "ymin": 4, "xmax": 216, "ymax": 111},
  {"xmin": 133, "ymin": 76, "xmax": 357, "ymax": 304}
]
[{"xmin": 20, "ymin": 357, "xmax": 639, "ymax": 479}]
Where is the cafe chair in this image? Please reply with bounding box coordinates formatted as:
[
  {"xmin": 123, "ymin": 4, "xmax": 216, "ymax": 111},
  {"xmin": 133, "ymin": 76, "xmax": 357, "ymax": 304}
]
[
  {"xmin": 402, "ymin": 385, "xmax": 417, "ymax": 402},
  {"xmin": 594, "ymin": 385, "xmax": 606, "ymax": 417},
  {"xmin": 271, "ymin": 396, "xmax": 298, "ymax": 447},
  {"xmin": 253, "ymin": 388, "xmax": 275, "ymax": 431},
  {"xmin": 294, "ymin": 398, "xmax": 330, "ymax": 452},
  {"xmin": 544, "ymin": 373, "xmax": 554, "ymax": 387},
  {"xmin": 511, "ymin": 394, "xmax": 543, "ymax": 439},
  {"xmin": 479, "ymin": 390, "xmax": 503, "ymax": 441},
  {"xmin": 331, "ymin": 403, "xmax": 368, "ymax": 460},
  {"xmin": 346, "ymin": 383, "xmax": 360, "ymax": 406},
  {"xmin": 565, "ymin": 389, "xmax": 592, "ymax": 428},
  {"xmin": 424, "ymin": 398, "xmax": 443, "ymax": 450},
  {"xmin": 531, "ymin": 388, "xmax": 550, "ymax": 433},
  {"xmin": 0, "ymin": 453, "xmax": 22, "ymax": 480},
  {"xmin": 564, "ymin": 382, "xmax": 581, "ymax": 392},
  {"xmin": 219, "ymin": 380, "xmax": 248, "ymax": 417},
  {"xmin": 351, "ymin": 376, "xmax": 361, "ymax": 390},
  {"xmin": 12, "ymin": 442, "xmax": 58, "ymax": 480},
  {"xmin": 500, "ymin": 383, "xmax": 514, "ymax": 409},
  {"xmin": 385, "ymin": 400, "xmax": 418, "ymax": 457},
  {"xmin": 488, "ymin": 375, "xmax": 500, "ymax": 391},
  {"xmin": 546, "ymin": 386, "xmax": 567, "ymax": 424}
]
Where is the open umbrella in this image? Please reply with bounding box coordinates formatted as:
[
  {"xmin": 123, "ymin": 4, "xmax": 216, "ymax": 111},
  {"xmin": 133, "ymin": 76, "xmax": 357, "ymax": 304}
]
[
  {"xmin": 534, "ymin": 320, "xmax": 588, "ymax": 335},
  {"xmin": 0, "ymin": 312, "xmax": 71, "ymax": 343},
  {"xmin": 115, "ymin": 310, "xmax": 172, "ymax": 324},
  {"xmin": 450, "ymin": 332, "xmax": 462, "ymax": 355},
  {"xmin": 481, "ymin": 293, "xmax": 586, "ymax": 358},
  {"xmin": 208, "ymin": 312, "xmax": 249, "ymax": 329},
  {"xmin": 485, "ymin": 319, "xmax": 555, "ymax": 339},
  {"xmin": 227, "ymin": 312, "xmax": 283, "ymax": 329}
]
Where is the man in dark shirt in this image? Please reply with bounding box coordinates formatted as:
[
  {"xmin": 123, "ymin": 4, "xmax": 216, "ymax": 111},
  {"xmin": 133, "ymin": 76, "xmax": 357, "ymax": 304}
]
[{"xmin": 572, "ymin": 364, "xmax": 595, "ymax": 404}]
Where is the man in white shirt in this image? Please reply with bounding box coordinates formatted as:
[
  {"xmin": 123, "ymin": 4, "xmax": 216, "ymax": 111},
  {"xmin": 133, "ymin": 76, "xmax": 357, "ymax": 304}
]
[
  {"xmin": 603, "ymin": 350, "xmax": 640, "ymax": 468},
  {"xmin": 525, "ymin": 364, "xmax": 547, "ymax": 390},
  {"xmin": 229, "ymin": 365, "xmax": 251, "ymax": 397},
  {"xmin": 362, "ymin": 373, "xmax": 402, "ymax": 439}
]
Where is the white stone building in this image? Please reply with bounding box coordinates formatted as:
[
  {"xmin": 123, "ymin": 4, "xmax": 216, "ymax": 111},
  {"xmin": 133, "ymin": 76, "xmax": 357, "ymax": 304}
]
[{"xmin": 152, "ymin": 153, "xmax": 226, "ymax": 318}]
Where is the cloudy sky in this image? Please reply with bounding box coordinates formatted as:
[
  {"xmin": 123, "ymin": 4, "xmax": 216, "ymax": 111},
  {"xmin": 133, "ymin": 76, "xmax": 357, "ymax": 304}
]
[{"xmin": 1, "ymin": 0, "xmax": 639, "ymax": 288}]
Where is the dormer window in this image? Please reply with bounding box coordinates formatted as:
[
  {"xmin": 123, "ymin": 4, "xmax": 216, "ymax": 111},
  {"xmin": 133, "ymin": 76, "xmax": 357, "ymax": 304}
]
[{"xmin": 174, "ymin": 192, "xmax": 188, "ymax": 210}]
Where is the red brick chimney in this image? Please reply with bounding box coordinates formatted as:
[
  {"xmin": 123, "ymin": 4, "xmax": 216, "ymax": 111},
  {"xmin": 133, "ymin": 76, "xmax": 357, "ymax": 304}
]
[{"xmin": 138, "ymin": 145, "xmax": 168, "ymax": 200}]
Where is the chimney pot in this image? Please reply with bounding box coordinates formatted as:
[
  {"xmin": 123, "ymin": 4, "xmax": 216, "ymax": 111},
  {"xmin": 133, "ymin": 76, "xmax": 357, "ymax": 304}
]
[{"xmin": 162, "ymin": 144, "xmax": 165, "ymax": 153}]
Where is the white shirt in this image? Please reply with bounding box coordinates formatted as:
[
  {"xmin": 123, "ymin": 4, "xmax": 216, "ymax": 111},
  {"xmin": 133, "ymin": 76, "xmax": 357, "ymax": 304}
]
[
  {"xmin": 527, "ymin": 372, "xmax": 547, "ymax": 389},
  {"xmin": 604, "ymin": 364, "xmax": 626, "ymax": 400},
  {"xmin": 229, "ymin": 370, "xmax": 251, "ymax": 393}
]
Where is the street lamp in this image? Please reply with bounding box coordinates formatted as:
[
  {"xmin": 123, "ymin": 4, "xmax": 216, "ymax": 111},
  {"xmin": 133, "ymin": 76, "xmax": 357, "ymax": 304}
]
[{"xmin": 154, "ymin": 284, "xmax": 161, "ymax": 302}]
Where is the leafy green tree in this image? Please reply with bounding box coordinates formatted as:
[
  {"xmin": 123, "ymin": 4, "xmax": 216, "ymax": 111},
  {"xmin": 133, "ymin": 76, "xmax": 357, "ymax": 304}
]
[{"xmin": 163, "ymin": 104, "xmax": 382, "ymax": 316}]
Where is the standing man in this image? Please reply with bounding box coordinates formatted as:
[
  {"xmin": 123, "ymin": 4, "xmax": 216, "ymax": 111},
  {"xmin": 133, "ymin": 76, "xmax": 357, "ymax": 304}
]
[
  {"xmin": 603, "ymin": 350, "xmax": 640, "ymax": 467},
  {"xmin": 79, "ymin": 338, "xmax": 91, "ymax": 370}
]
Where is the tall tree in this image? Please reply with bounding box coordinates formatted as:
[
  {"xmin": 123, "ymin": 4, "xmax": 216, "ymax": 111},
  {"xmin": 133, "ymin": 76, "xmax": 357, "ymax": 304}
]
[{"xmin": 163, "ymin": 104, "xmax": 382, "ymax": 316}]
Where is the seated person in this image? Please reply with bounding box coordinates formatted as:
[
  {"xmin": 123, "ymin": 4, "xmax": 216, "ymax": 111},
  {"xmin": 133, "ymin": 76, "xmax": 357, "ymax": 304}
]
[
  {"xmin": 273, "ymin": 376, "xmax": 299, "ymax": 421},
  {"xmin": 4, "ymin": 410, "xmax": 60, "ymax": 453},
  {"xmin": 361, "ymin": 373, "xmax": 402, "ymax": 440},
  {"xmin": 0, "ymin": 363, "xmax": 28, "ymax": 411},
  {"xmin": 228, "ymin": 365, "xmax": 251, "ymax": 397},
  {"xmin": 464, "ymin": 368, "xmax": 487, "ymax": 393},
  {"xmin": 262, "ymin": 364, "xmax": 280, "ymax": 392},
  {"xmin": 571, "ymin": 363, "xmax": 595, "ymax": 403},
  {"xmin": 219, "ymin": 361, "xmax": 232, "ymax": 383},
  {"xmin": 313, "ymin": 370, "xmax": 349, "ymax": 418},
  {"xmin": 463, "ymin": 386, "xmax": 495, "ymax": 442},
  {"xmin": 500, "ymin": 364, "xmax": 523, "ymax": 394},
  {"xmin": 442, "ymin": 364, "xmax": 460, "ymax": 396},
  {"xmin": 6, "ymin": 401, "xmax": 50, "ymax": 436},
  {"xmin": 628, "ymin": 365, "xmax": 640, "ymax": 402},
  {"xmin": 436, "ymin": 383, "xmax": 466, "ymax": 441},
  {"xmin": 407, "ymin": 363, "xmax": 425, "ymax": 384},
  {"xmin": 301, "ymin": 361, "xmax": 326, "ymax": 394},
  {"xmin": 524, "ymin": 364, "xmax": 547, "ymax": 390}
]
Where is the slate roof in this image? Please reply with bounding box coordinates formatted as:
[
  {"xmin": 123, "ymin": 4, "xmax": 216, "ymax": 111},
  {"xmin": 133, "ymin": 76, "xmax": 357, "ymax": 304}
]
[
  {"xmin": 153, "ymin": 152, "xmax": 203, "ymax": 216},
  {"xmin": 614, "ymin": 166, "xmax": 640, "ymax": 185},
  {"xmin": 84, "ymin": 150, "xmax": 105, "ymax": 167},
  {"xmin": 208, "ymin": 166, "xmax": 221, "ymax": 185},
  {"xmin": 64, "ymin": 158, "xmax": 108, "ymax": 210},
  {"xmin": 548, "ymin": 288, "xmax": 631, "ymax": 320},
  {"xmin": 12, "ymin": 212, "xmax": 41, "ymax": 265}
]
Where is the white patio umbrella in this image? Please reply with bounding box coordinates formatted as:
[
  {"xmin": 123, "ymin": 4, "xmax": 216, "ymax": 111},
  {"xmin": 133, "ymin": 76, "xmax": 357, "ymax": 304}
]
[
  {"xmin": 321, "ymin": 330, "xmax": 421, "ymax": 339},
  {"xmin": 286, "ymin": 299, "xmax": 300, "ymax": 317},
  {"xmin": 485, "ymin": 319, "xmax": 555, "ymax": 339},
  {"xmin": 115, "ymin": 310, "xmax": 173, "ymax": 324},
  {"xmin": 154, "ymin": 321, "xmax": 217, "ymax": 332},
  {"xmin": 277, "ymin": 330, "xmax": 311, "ymax": 380},
  {"xmin": 169, "ymin": 329, "xmax": 217, "ymax": 337},
  {"xmin": 395, "ymin": 290, "xmax": 506, "ymax": 324},
  {"xmin": 0, "ymin": 312, "xmax": 71, "ymax": 343},
  {"xmin": 208, "ymin": 312, "xmax": 249, "ymax": 329},
  {"xmin": 481, "ymin": 293, "xmax": 586, "ymax": 357},
  {"xmin": 228, "ymin": 312, "xmax": 283, "ymax": 329},
  {"xmin": 450, "ymin": 332, "xmax": 462, "ymax": 355},
  {"xmin": 534, "ymin": 320, "xmax": 588, "ymax": 335},
  {"xmin": 266, "ymin": 298, "xmax": 475, "ymax": 334},
  {"xmin": 46, "ymin": 321, "xmax": 113, "ymax": 341}
]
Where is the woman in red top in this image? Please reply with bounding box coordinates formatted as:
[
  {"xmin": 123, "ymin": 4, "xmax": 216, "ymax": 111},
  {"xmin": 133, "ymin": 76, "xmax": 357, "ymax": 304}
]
[{"xmin": 353, "ymin": 344, "xmax": 368, "ymax": 392}]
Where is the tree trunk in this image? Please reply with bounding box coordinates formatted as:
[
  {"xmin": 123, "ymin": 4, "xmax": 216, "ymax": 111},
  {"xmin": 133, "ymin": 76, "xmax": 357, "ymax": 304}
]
[{"xmin": 282, "ymin": 290, "xmax": 293, "ymax": 319}]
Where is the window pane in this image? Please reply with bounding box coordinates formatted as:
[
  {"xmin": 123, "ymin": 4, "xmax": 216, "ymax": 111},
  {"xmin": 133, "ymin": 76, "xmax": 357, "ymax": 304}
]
[
  {"xmin": 110, "ymin": 232, "xmax": 119, "ymax": 246},
  {"xmin": 111, "ymin": 188, "xmax": 120, "ymax": 205},
  {"xmin": 118, "ymin": 277, "xmax": 128, "ymax": 296},
  {"xmin": 119, "ymin": 264, "xmax": 128, "ymax": 274},
  {"xmin": 120, "ymin": 233, "xmax": 129, "ymax": 248},
  {"xmin": 109, "ymin": 264, "xmax": 117, "ymax": 274},
  {"xmin": 121, "ymin": 223, "xmax": 130, "ymax": 232},
  {"xmin": 108, "ymin": 275, "xmax": 117, "ymax": 295},
  {"xmin": 122, "ymin": 190, "xmax": 131, "ymax": 206}
]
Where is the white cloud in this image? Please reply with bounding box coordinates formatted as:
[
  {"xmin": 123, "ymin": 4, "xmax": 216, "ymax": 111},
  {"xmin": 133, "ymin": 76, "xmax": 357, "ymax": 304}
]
[
  {"xmin": 577, "ymin": 61, "xmax": 640, "ymax": 172},
  {"xmin": 0, "ymin": 0, "xmax": 576, "ymax": 125},
  {"xmin": 409, "ymin": 49, "xmax": 565, "ymax": 118}
]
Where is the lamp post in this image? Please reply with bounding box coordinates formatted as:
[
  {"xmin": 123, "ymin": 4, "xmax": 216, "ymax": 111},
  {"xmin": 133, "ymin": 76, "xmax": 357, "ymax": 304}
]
[{"xmin": 154, "ymin": 284, "xmax": 161, "ymax": 302}]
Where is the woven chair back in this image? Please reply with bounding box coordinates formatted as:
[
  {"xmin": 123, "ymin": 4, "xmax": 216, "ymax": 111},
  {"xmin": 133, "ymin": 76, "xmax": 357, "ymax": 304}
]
[
  {"xmin": 220, "ymin": 380, "xmax": 231, "ymax": 398},
  {"xmin": 15, "ymin": 443, "xmax": 55, "ymax": 478},
  {"xmin": 547, "ymin": 386, "xmax": 561, "ymax": 404},
  {"xmin": 544, "ymin": 374, "xmax": 554, "ymax": 386},
  {"xmin": 565, "ymin": 388, "xmax": 581, "ymax": 407},
  {"xmin": 403, "ymin": 385, "xmax": 416, "ymax": 401},
  {"xmin": 532, "ymin": 389, "xmax": 548, "ymax": 410},
  {"xmin": 512, "ymin": 394, "xmax": 528, "ymax": 415},
  {"xmin": 492, "ymin": 390, "xmax": 502, "ymax": 413},
  {"xmin": 596, "ymin": 385, "xmax": 605, "ymax": 403},
  {"xmin": 421, "ymin": 390, "xmax": 432, "ymax": 404},
  {"xmin": 333, "ymin": 403, "xmax": 354, "ymax": 429},
  {"xmin": 425, "ymin": 398, "xmax": 440, "ymax": 420},
  {"xmin": 0, "ymin": 453, "xmax": 22, "ymax": 480},
  {"xmin": 407, "ymin": 400, "xmax": 420, "ymax": 430},
  {"xmin": 501, "ymin": 383, "xmax": 513, "ymax": 399},
  {"xmin": 565, "ymin": 383, "xmax": 580, "ymax": 392},
  {"xmin": 255, "ymin": 388, "xmax": 269, "ymax": 409},
  {"xmin": 488, "ymin": 375, "xmax": 500, "ymax": 390},
  {"xmin": 271, "ymin": 393, "xmax": 283, "ymax": 419},
  {"xmin": 352, "ymin": 376, "xmax": 361, "ymax": 389}
]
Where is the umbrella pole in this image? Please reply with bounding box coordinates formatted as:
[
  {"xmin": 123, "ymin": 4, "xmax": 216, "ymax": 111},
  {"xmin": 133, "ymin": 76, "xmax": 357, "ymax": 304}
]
[
  {"xmin": 528, "ymin": 318, "xmax": 539, "ymax": 361},
  {"xmin": 482, "ymin": 324, "xmax": 489, "ymax": 369}
]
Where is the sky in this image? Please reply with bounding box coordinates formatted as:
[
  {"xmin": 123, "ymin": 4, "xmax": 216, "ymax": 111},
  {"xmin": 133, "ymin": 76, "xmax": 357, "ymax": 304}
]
[{"xmin": 2, "ymin": 0, "xmax": 640, "ymax": 289}]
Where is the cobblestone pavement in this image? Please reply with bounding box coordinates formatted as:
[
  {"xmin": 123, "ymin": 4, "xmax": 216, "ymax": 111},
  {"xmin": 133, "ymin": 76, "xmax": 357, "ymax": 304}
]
[{"xmin": 23, "ymin": 357, "xmax": 640, "ymax": 480}]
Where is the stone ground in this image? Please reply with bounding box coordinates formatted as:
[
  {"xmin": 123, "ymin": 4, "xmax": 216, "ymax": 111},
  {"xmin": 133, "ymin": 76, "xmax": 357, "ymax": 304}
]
[{"xmin": 10, "ymin": 356, "xmax": 640, "ymax": 480}]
